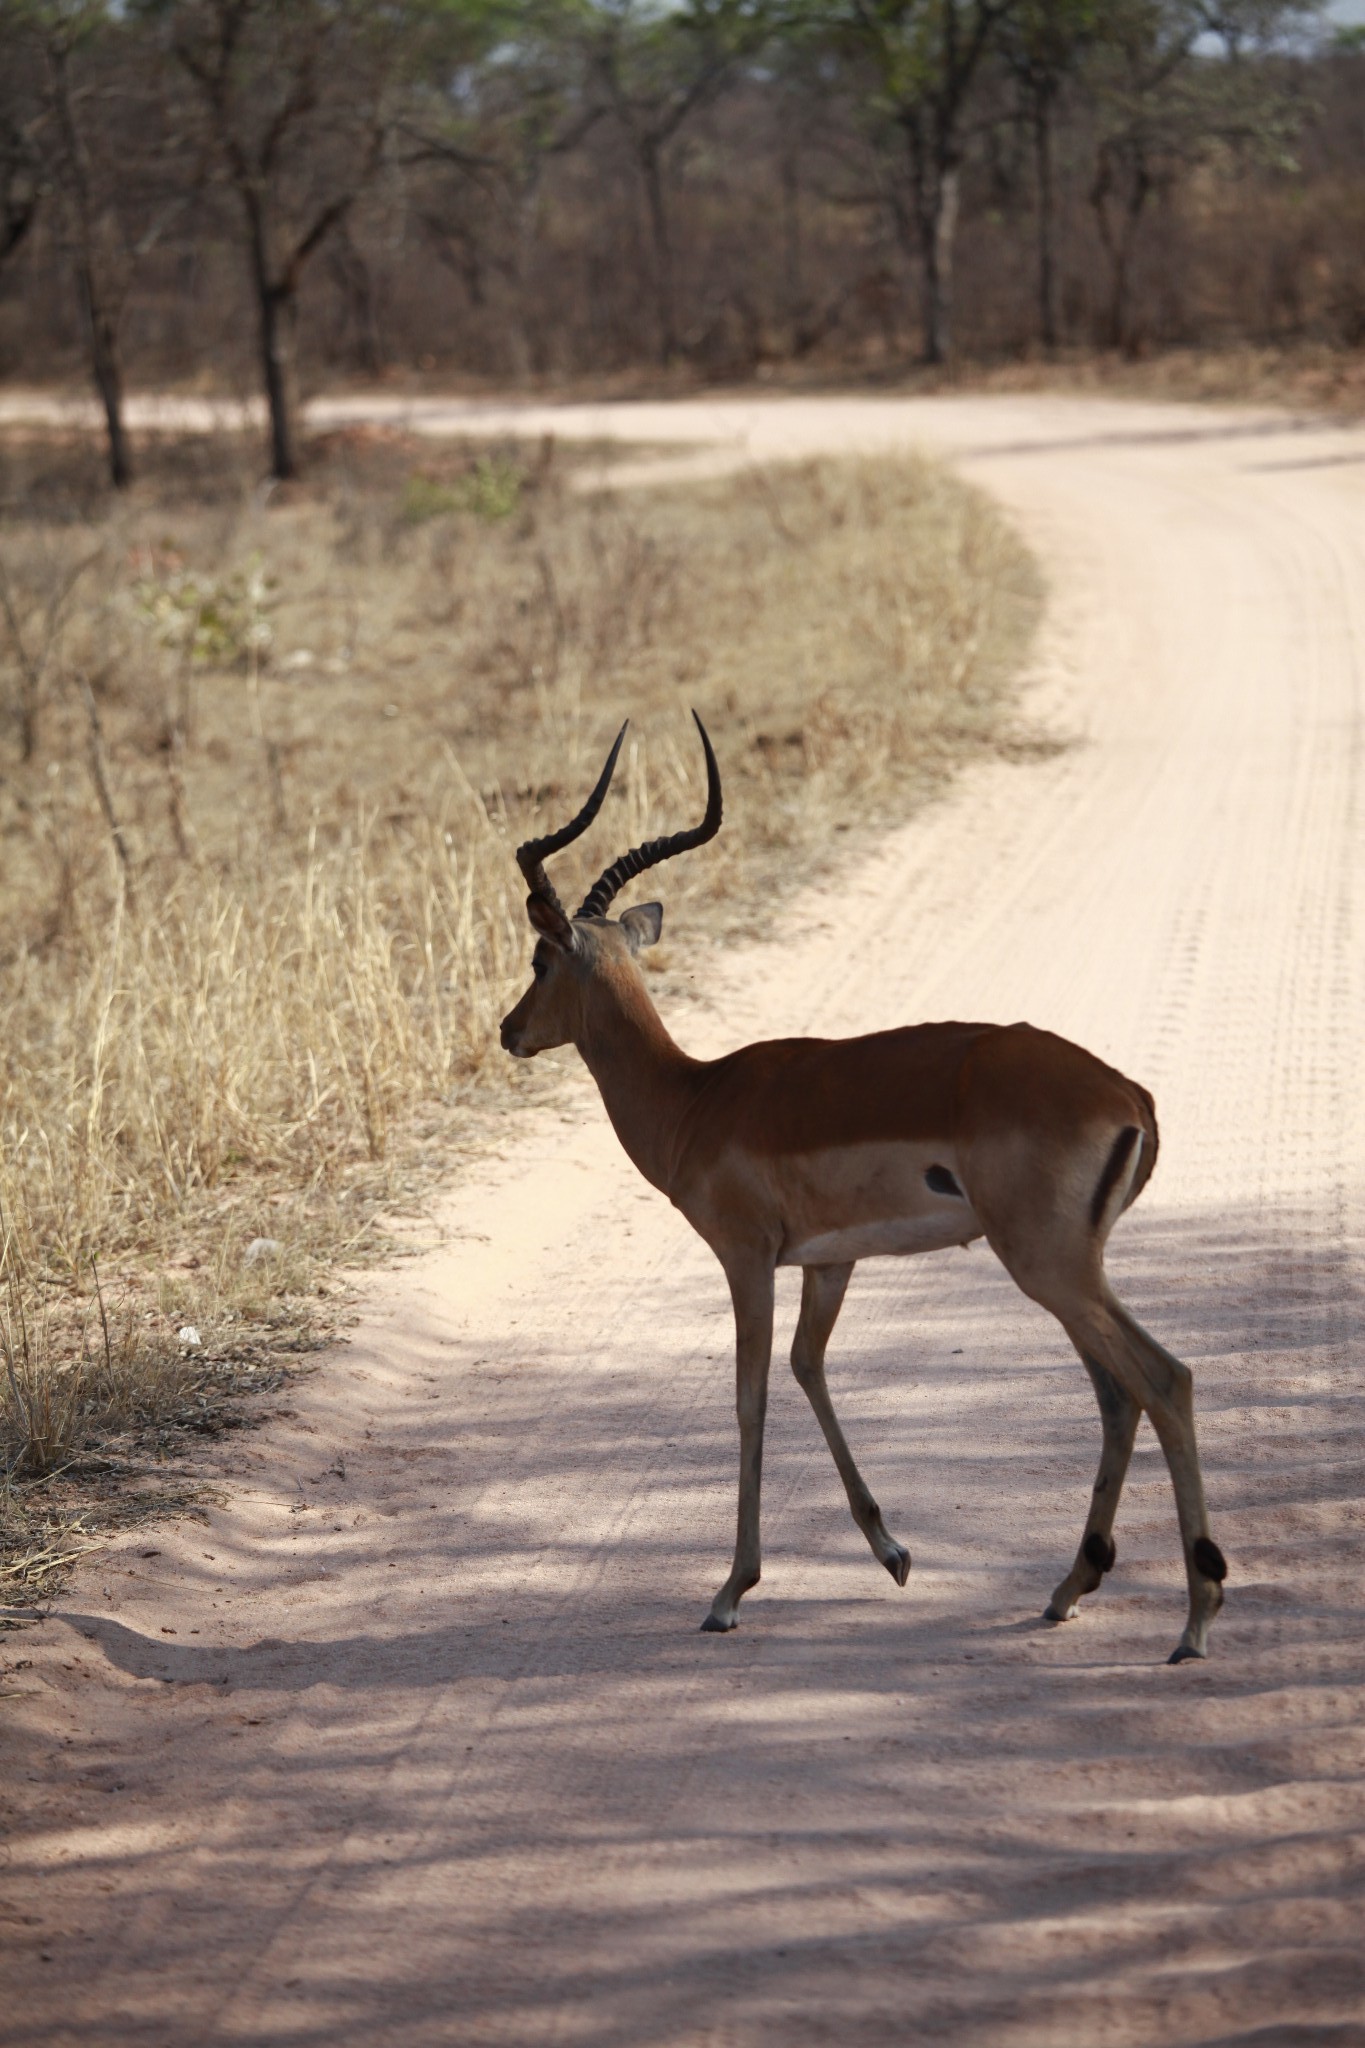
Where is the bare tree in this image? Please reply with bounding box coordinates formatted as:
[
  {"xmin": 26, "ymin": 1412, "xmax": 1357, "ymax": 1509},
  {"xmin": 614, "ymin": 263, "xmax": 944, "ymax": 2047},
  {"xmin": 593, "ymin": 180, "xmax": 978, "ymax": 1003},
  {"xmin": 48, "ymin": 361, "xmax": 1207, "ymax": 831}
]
[
  {"xmin": 0, "ymin": 24, "xmax": 45, "ymax": 276},
  {"xmin": 404, "ymin": 0, "xmax": 604, "ymax": 379},
  {"xmin": 998, "ymin": 0, "xmax": 1098, "ymax": 349},
  {"xmin": 5, "ymin": 3, "xmax": 180, "ymax": 487},
  {"xmin": 0, "ymin": 545, "xmax": 100, "ymax": 762},
  {"xmin": 1087, "ymin": 0, "xmax": 1315, "ymax": 352},
  {"xmin": 589, "ymin": 0, "xmax": 767, "ymax": 365},
  {"xmin": 41, "ymin": 7, "xmax": 134, "ymax": 486},
  {"xmin": 169, "ymin": 0, "xmax": 392, "ymax": 478},
  {"xmin": 821, "ymin": 0, "xmax": 1020, "ymax": 364}
]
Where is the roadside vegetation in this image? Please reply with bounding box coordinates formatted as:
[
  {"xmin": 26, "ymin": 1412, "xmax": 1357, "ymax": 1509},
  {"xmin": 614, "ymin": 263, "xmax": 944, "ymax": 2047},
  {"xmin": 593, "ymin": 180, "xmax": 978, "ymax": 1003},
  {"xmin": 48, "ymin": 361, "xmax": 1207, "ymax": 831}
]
[{"xmin": 0, "ymin": 428, "xmax": 1041, "ymax": 1596}]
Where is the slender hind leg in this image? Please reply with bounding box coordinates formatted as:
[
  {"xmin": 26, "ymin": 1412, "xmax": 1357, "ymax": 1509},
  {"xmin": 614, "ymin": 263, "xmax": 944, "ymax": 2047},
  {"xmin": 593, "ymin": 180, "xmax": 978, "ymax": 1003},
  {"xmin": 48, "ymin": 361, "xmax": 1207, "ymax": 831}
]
[
  {"xmin": 1059, "ymin": 1289, "xmax": 1225, "ymax": 1662},
  {"xmin": 1045, "ymin": 1353, "xmax": 1140, "ymax": 1622},
  {"xmin": 791, "ymin": 1262, "xmax": 911, "ymax": 1586},
  {"xmin": 1102, "ymin": 1293, "xmax": 1226, "ymax": 1662},
  {"xmin": 974, "ymin": 1191, "xmax": 1226, "ymax": 1663}
]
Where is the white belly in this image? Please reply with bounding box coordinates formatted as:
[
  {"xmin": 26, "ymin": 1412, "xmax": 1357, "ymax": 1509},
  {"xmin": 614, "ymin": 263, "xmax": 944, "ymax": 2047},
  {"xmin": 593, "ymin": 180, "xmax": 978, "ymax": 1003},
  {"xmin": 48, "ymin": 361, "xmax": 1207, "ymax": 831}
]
[{"xmin": 780, "ymin": 1209, "xmax": 983, "ymax": 1266}]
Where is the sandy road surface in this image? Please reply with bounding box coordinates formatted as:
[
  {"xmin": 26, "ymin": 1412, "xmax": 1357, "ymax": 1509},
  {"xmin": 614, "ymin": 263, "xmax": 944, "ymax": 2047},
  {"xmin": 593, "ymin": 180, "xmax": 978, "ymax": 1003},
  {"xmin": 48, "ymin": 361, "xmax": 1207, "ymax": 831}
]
[{"xmin": 3, "ymin": 393, "xmax": 1364, "ymax": 2046}]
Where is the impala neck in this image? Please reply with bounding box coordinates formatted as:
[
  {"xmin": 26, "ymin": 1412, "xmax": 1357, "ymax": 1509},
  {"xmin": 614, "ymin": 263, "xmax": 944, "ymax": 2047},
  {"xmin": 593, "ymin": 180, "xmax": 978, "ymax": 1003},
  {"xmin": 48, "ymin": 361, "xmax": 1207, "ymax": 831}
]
[{"xmin": 575, "ymin": 968, "xmax": 700, "ymax": 1197}]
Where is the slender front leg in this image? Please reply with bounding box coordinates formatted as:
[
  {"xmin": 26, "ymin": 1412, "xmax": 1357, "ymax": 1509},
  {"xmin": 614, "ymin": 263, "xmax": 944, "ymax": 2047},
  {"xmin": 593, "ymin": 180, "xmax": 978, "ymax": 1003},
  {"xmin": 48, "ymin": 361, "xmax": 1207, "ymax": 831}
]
[
  {"xmin": 791, "ymin": 1263, "xmax": 910, "ymax": 1586},
  {"xmin": 702, "ymin": 1256, "xmax": 776, "ymax": 1633},
  {"xmin": 1045, "ymin": 1351, "xmax": 1140, "ymax": 1622}
]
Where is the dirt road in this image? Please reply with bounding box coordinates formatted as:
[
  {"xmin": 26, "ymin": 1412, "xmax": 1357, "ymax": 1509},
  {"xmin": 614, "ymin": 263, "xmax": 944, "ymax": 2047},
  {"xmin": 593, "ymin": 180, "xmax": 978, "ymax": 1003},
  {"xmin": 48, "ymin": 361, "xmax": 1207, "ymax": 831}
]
[{"xmin": 4, "ymin": 393, "xmax": 1364, "ymax": 2046}]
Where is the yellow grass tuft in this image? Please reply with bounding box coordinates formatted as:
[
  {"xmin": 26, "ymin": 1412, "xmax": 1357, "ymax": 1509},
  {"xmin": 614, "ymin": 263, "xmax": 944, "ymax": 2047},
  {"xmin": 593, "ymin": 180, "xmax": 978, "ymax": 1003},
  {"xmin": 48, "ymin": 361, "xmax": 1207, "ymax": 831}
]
[{"xmin": 0, "ymin": 429, "xmax": 1042, "ymax": 1572}]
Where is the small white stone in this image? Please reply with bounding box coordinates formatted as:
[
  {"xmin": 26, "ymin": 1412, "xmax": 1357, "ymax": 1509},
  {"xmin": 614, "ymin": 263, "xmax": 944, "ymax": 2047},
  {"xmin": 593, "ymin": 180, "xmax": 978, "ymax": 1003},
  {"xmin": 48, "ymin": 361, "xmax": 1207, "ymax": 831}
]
[
  {"xmin": 178, "ymin": 1326, "xmax": 201, "ymax": 1348},
  {"xmin": 245, "ymin": 1237, "xmax": 282, "ymax": 1266}
]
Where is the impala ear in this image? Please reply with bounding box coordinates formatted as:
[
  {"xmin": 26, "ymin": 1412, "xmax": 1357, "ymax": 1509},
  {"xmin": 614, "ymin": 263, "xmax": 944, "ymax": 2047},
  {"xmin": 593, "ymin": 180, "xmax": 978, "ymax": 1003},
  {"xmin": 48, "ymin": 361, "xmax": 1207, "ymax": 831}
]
[
  {"xmin": 527, "ymin": 893, "xmax": 575, "ymax": 949},
  {"xmin": 619, "ymin": 902, "xmax": 663, "ymax": 952}
]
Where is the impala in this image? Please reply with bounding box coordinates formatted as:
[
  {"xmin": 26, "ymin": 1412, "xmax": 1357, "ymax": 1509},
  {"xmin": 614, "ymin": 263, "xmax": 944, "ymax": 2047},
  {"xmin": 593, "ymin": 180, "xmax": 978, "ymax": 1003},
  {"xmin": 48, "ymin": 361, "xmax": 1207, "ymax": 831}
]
[{"xmin": 500, "ymin": 716, "xmax": 1227, "ymax": 1663}]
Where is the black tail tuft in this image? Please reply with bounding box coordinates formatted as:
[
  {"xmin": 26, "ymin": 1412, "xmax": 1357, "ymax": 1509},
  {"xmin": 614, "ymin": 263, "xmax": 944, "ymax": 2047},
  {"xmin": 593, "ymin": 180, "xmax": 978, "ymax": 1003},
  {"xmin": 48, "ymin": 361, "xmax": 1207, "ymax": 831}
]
[{"xmin": 1090, "ymin": 1125, "xmax": 1141, "ymax": 1230}]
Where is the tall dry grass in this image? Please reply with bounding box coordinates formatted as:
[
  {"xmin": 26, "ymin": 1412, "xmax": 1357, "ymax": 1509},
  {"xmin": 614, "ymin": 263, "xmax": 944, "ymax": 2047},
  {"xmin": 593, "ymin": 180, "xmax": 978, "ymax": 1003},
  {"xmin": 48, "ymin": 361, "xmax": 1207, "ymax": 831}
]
[{"xmin": 0, "ymin": 429, "xmax": 1040, "ymax": 1576}]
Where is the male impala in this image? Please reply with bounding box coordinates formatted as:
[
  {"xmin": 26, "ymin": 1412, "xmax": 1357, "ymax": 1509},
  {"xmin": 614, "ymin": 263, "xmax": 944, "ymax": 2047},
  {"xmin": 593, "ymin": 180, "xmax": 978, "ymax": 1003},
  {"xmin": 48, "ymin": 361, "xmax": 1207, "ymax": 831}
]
[{"xmin": 500, "ymin": 716, "xmax": 1227, "ymax": 1663}]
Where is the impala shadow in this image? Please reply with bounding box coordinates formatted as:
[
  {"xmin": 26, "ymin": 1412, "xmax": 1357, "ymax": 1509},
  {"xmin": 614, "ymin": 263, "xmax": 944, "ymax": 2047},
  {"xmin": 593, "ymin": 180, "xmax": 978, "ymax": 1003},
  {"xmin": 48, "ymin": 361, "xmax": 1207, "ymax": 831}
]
[
  {"xmin": 949, "ymin": 412, "xmax": 1338, "ymax": 465},
  {"xmin": 4, "ymin": 1197, "xmax": 1363, "ymax": 2048},
  {"xmin": 1242, "ymin": 450, "xmax": 1365, "ymax": 474}
]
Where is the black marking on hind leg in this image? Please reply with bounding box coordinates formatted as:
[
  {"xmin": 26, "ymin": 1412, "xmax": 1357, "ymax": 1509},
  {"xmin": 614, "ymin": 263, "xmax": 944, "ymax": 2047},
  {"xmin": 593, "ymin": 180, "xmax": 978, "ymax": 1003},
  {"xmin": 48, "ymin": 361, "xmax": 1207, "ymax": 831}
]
[
  {"xmin": 1083, "ymin": 1531, "xmax": 1116, "ymax": 1576},
  {"xmin": 1090, "ymin": 1125, "xmax": 1141, "ymax": 1229},
  {"xmin": 1193, "ymin": 1536, "xmax": 1227, "ymax": 1583},
  {"xmin": 926, "ymin": 1164, "xmax": 964, "ymax": 1198}
]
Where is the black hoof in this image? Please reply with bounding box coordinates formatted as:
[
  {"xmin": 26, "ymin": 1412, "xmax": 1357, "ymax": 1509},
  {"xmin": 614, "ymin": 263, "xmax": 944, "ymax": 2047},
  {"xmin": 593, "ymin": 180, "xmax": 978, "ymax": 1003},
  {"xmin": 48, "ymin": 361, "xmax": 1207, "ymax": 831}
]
[
  {"xmin": 882, "ymin": 1546, "xmax": 911, "ymax": 1587},
  {"xmin": 700, "ymin": 1612, "xmax": 736, "ymax": 1634},
  {"xmin": 1167, "ymin": 1642, "xmax": 1206, "ymax": 1665}
]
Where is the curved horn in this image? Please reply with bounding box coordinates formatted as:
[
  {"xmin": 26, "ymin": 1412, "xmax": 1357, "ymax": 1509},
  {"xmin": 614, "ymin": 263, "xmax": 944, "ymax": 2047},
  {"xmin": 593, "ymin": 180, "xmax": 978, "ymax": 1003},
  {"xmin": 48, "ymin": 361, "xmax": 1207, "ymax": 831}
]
[
  {"xmin": 515, "ymin": 722, "xmax": 628, "ymax": 922},
  {"xmin": 576, "ymin": 711, "xmax": 722, "ymax": 920}
]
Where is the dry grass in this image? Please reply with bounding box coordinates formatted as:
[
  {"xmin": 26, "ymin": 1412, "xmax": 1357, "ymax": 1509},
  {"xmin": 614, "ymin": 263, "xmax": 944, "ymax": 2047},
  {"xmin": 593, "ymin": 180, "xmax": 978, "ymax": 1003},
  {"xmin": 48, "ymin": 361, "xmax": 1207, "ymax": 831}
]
[{"xmin": 0, "ymin": 424, "xmax": 1041, "ymax": 1594}]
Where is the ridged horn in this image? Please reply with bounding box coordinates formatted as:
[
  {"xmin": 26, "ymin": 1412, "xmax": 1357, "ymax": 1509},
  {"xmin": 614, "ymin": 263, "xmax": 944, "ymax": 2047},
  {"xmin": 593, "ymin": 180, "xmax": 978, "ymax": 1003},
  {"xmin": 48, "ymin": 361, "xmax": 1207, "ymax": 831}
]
[
  {"xmin": 576, "ymin": 711, "xmax": 722, "ymax": 920},
  {"xmin": 514, "ymin": 722, "xmax": 628, "ymax": 923}
]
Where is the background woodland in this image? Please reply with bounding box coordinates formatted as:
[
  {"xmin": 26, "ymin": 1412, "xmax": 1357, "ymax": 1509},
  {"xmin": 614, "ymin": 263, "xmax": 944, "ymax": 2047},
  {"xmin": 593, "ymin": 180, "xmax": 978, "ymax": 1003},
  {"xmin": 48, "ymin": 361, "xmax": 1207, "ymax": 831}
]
[{"xmin": 1, "ymin": 0, "xmax": 1362, "ymax": 483}]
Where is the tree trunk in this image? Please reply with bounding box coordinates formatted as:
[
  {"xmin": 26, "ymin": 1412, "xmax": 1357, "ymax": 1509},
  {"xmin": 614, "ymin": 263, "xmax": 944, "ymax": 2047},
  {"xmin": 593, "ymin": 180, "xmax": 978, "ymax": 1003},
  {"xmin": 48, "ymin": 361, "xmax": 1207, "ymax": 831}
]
[
  {"xmin": 48, "ymin": 40, "xmax": 130, "ymax": 487},
  {"xmin": 89, "ymin": 301, "xmax": 131, "ymax": 489},
  {"xmin": 781, "ymin": 137, "xmax": 804, "ymax": 353},
  {"xmin": 245, "ymin": 205, "xmax": 298, "ymax": 480},
  {"xmin": 641, "ymin": 140, "xmax": 677, "ymax": 366},
  {"xmin": 74, "ymin": 248, "xmax": 131, "ymax": 488},
  {"xmin": 505, "ymin": 178, "xmax": 540, "ymax": 381},
  {"xmin": 1107, "ymin": 229, "xmax": 1129, "ymax": 351},
  {"xmin": 1090, "ymin": 137, "xmax": 1154, "ymax": 357},
  {"xmin": 332, "ymin": 227, "xmax": 382, "ymax": 379},
  {"xmin": 1, "ymin": 187, "xmax": 38, "ymax": 271},
  {"xmin": 1092, "ymin": 170, "xmax": 1149, "ymax": 355},
  {"xmin": 917, "ymin": 160, "xmax": 959, "ymax": 365},
  {"xmin": 258, "ymin": 281, "xmax": 297, "ymax": 479},
  {"xmin": 1033, "ymin": 91, "xmax": 1057, "ymax": 352},
  {"xmin": 1119, "ymin": 177, "xmax": 1151, "ymax": 358}
]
